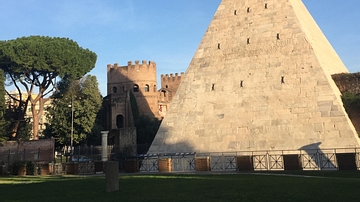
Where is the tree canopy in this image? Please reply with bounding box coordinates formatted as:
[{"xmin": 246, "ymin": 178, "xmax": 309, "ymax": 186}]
[
  {"xmin": 45, "ymin": 75, "xmax": 103, "ymax": 146},
  {"xmin": 0, "ymin": 69, "xmax": 8, "ymax": 141},
  {"xmin": 0, "ymin": 36, "xmax": 97, "ymax": 140},
  {"xmin": 1, "ymin": 36, "xmax": 97, "ymax": 80}
]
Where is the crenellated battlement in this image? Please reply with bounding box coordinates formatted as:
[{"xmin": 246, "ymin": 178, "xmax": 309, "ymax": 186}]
[
  {"xmin": 107, "ymin": 60, "xmax": 156, "ymax": 73},
  {"xmin": 161, "ymin": 72, "xmax": 185, "ymax": 90},
  {"xmin": 161, "ymin": 72, "xmax": 185, "ymax": 82},
  {"xmin": 107, "ymin": 60, "xmax": 157, "ymax": 84}
]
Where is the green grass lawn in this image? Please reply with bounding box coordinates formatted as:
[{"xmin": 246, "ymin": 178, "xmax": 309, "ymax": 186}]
[{"xmin": 1, "ymin": 171, "xmax": 360, "ymax": 202}]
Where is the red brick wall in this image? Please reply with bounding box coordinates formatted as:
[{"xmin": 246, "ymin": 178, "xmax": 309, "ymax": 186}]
[{"xmin": 0, "ymin": 138, "xmax": 55, "ymax": 163}]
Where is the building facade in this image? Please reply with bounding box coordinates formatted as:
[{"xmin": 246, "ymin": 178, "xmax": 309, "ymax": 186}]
[
  {"xmin": 106, "ymin": 60, "xmax": 183, "ymax": 133},
  {"xmin": 158, "ymin": 73, "xmax": 184, "ymax": 117},
  {"xmin": 5, "ymin": 91, "xmax": 51, "ymax": 138}
]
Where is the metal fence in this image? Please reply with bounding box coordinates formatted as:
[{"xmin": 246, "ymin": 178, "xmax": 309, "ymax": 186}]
[
  {"xmin": 55, "ymin": 145, "xmax": 116, "ymax": 163},
  {"xmin": 138, "ymin": 148, "xmax": 360, "ymax": 172},
  {"xmin": 2, "ymin": 146, "xmax": 359, "ymax": 175}
]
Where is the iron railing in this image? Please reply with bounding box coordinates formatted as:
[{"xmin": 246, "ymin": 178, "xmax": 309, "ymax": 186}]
[{"xmin": 137, "ymin": 147, "xmax": 360, "ymax": 172}]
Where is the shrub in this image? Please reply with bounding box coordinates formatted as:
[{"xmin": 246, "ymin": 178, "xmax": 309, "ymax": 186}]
[
  {"xmin": 25, "ymin": 161, "xmax": 36, "ymax": 175},
  {"xmin": 10, "ymin": 161, "xmax": 26, "ymax": 175},
  {"xmin": 10, "ymin": 161, "xmax": 36, "ymax": 175}
]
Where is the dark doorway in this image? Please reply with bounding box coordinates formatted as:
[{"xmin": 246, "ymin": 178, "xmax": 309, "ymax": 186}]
[{"xmin": 116, "ymin": 115, "xmax": 124, "ymax": 129}]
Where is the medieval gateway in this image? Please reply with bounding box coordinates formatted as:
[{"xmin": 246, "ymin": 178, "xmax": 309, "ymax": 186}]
[{"xmin": 106, "ymin": 60, "xmax": 184, "ymax": 149}]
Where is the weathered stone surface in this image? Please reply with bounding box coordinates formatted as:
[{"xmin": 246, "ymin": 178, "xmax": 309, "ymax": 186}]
[
  {"xmin": 148, "ymin": 0, "xmax": 360, "ymax": 154},
  {"xmin": 105, "ymin": 161, "xmax": 119, "ymax": 193}
]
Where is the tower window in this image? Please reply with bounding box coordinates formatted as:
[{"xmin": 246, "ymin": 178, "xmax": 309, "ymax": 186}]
[
  {"xmin": 247, "ymin": 38, "xmax": 250, "ymax": 44},
  {"xmin": 240, "ymin": 80, "xmax": 243, "ymax": 88},
  {"xmin": 112, "ymin": 87, "xmax": 117, "ymax": 94},
  {"xmin": 277, "ymin": 33, "xmax": 280, "ymax": 40},
  {"xmin": 281, "ymin": 76, "xmax": 285, "ymax": 84},
  {"xmin": 218, "ymin": 43, "xmax": 221, "ymax": 49},
  {"xmin": 212, "ymin": 84, "xmax": 215, "ymax": 91},
  {"xmin": 145, "ymin": 84, "xmax": 149, "ymax": 92},
  {"xmin": 234, "ymin": 10, "xmax": 237, "ymax": 15},
  {"xmin": 133, "ymin": 84, "xmax": 139, "ymax": 92},
  {"xmin": 265, "ymin": 3, "xmax": 268, "ymax": 9},
  {"xmin": 166, "ymin": 85, "xmax": 168, "ymax": 88},
  {"xmin": 154, "ymin": 85, "xmax": 157, "ymax": 92},
  {"xmin": 247, "ymin": 7, "xmax": 250, "ymax": 13}
]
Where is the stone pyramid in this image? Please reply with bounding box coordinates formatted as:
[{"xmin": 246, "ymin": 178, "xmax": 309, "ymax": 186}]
[{"xmin": 148, "ymin": 0, "xmax": 360, "ymax": 154}]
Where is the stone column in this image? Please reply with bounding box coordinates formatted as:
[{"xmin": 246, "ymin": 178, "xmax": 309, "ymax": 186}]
[
  {"xmin": 101, "ymin": 131, "xmax": 109, "ymax": 162},
  {"xmin": 105, "ymin": 161, "xmax": 119, "ymax": 192}
]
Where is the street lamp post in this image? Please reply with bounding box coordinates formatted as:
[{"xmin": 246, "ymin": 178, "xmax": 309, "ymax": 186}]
[
  {"xmin": 70, "ymin": 94, "xmax": 74, "ymax": 154},
  {"xmin": 69, "ymin": 77, "xmax": 81, "ymax": 155}
]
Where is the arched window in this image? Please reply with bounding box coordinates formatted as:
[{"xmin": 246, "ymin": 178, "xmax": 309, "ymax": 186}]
[
  {"xmin": 153, "ymin": 85, "xmax": 157, "ymax": 92},
  {"xmin": 133, "ymin": 84, "xmax": 139, "ymax": 92},
  {"xmin": 116, "ymin": 115, "xmax": 124, "ymax": 129},
  {"xmin": 112, "ymin": 86, "xmax": 117, "ymax": 94},
  {"xmin": 122, "ymin": 86, "xmax": 125, "ymax": 92},
  {"xmin": 162, "ymin": 90, "xmax": 166, "ymax": 97},
  {"xmin": 145, "ymin": 84, "xmax": 149, "ymax": 92}
]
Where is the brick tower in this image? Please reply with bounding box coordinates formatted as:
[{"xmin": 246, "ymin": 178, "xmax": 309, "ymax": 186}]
[
  {"xmin": 158, "ymin": 73, "xmax": 185, "ymax": 118},
  {"xmin": 107, "ymin": 60, "xmax": 158, "ymax": 130}
]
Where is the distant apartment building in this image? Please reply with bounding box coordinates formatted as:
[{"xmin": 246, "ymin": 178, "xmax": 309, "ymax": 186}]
[{"xmin": 5, "ymin": 90, "xmax": 51, "ymax": 138}]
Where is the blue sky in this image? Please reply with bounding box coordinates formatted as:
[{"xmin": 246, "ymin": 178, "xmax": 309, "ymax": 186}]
[{"xmin": 1, "ymin": 0, "xmax": 359, "ymax": 96}]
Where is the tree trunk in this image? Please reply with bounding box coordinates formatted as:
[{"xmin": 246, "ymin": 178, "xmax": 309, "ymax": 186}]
[
  {"xmin": 31, "ymin": 103, "xmax": 39, "ymax": 140},
  {"xmin": 31, "ymin": 97, "xmax": 47, "ymax": 140},
  {"xmin": 11, "ymin": 121, "xmax": 19, "ymax": 138},
  {"xmin": 11, "ymin": 100, "xmax": 28, "ymax": 139}
]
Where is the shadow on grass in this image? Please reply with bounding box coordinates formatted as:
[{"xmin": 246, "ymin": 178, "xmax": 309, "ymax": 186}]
[{"xmin": 1, "ymin": 172, "xmax": 360, "ymax": 202}]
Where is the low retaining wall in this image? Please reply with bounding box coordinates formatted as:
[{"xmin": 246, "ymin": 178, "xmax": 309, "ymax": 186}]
[
  {"xmin": 195, "ymin": 157, "xmax": 210, "ymax": 171},
  {"xmin": 158, "ymin": 158, "xmax": 172, "ymax": 172},
  {"xmin": 138, "ymin": 148, "xmax": 360, "ymax": 172},
  {"xmin": 65, "ymin": 162, "xmax": 95, "ymax": 174},
  {"xmin": 0, "ymin": 139, "xmax": 55, "ymax": 163}
]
